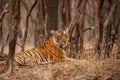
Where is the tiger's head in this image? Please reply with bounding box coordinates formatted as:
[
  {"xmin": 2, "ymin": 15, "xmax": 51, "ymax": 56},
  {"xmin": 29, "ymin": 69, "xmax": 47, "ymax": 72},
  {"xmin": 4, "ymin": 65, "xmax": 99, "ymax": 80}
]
[{"xmin": 51, "ymin": 28, "xmax": 69, "ymax": 48}]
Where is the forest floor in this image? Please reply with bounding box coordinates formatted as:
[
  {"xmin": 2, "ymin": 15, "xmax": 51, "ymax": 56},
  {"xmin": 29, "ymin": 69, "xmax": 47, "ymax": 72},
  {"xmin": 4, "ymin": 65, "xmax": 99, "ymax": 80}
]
[{"xmin": 0, "ymin": 58, "xmax": 120, "ymax": 80}]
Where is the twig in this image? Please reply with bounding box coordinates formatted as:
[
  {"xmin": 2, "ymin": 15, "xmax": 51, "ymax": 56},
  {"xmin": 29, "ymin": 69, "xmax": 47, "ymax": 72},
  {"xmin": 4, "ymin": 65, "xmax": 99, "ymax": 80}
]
[
  {"xmin": 84, "ymin": 26, "xmax": 95, "ymax": 32},
  {"xmin": 73, "ymin": 63, "xmax": 101, "ymax": 79},
  {"xmin": 0, "ymin": 4, "xmax": 9, "ymax": 44},
  {"xmin": 16, "ymin": 43, "xmax": 22, "ymax": 48},
  {"xmin": 103, "ymin": 1, "xmax": 116, "ymax": 27},
  {"xmin": 0, "ymin": 32, "xmax": 9, "ymax": 61},
  {"xmin": 0, "ymin": 4, "xmax": 9, "ymax": 22},
  {"xmin": 21, "ymin": 0, "xmax": 38, "ymax": 51},
  {"xmin": 21, "ymin": 0, "xmax": 36, "ymax": 23},
  {"xmin": 0, "ymin": 32, "xmax": 9, "ymax": 54},
  {"xmin": 68, "ymin": 0, "xmax": 88, "ymax": 33}
]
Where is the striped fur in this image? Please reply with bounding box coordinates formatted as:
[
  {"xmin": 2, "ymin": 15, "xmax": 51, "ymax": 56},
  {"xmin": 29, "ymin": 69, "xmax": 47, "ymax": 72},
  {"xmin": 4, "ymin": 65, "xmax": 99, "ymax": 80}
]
[{"xmin": 14, "ymin": 28, "xmax": 70, "ymax": 66}]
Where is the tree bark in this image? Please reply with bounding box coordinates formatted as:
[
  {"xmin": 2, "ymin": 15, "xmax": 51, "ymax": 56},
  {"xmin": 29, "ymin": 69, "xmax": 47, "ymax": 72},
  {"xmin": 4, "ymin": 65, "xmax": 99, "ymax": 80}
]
[
  {"xmin": 80, "ymin": 4, "xmax": 86, "ymax": 54},
  {"xmin": 117, "ymin": 21, "xmax": 120, "ymax": 58},
  {"xmin": 35, "ymin": 0, "xmax": 46, "ymax": 46},
  {"xmin": 58, "ymin": 0, "xmax": 63, "ymax": 29},
  {"xmin": 0, "ymin": 0, "xmax": 8, "ymax": 14},
  {"xmin": 0, "ymin": 1, "xmax": 8, "ymax": 44},
  {"xmin": 63, "ymin": 0, "xmax": 71, "ymax": 27},
  {"xmin": 101, "ymin": 0, "xmax": 116, "ymax": 59},
  {"xmin": 92, "ymin": 0, "xmax": 101, "ymax": 58},
  {"xmin": 35, "ymin": 0, "xmax": 43, "ymax": 46},
  {"xmin": 6, "ymin": 0, "xmax": 20, "ymax": 73},
  {"xmin": 47, "ymin": 0, "xmax": 58, "ymax": 37},
  {"xmin": 21, "ymin": 0, "xmax": 38, "ymax": 51},
  {"xmin": 113, "ymin": 0, "xmax": 120, "ymax": 58}
]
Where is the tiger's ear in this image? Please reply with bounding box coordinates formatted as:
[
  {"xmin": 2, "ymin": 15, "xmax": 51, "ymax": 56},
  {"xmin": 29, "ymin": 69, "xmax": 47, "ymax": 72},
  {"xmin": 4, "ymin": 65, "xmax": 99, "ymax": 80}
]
[
  {"xmin": 66, "ymin": 28, "xmax": 69, "ymax": 33},
  {"xmin": 64, "ymin": 28, "xmax": 69, "ymax": 34},
  {"xmin": 50, "ymin": 30, "xmax": 56, "ymax": 34}
]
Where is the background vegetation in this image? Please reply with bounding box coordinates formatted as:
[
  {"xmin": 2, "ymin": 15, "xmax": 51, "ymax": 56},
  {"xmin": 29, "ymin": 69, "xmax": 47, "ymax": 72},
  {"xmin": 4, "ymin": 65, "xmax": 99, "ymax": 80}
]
[{"xmin": 0, "ymin": 0, "xmax": 120, "ymax": 79}]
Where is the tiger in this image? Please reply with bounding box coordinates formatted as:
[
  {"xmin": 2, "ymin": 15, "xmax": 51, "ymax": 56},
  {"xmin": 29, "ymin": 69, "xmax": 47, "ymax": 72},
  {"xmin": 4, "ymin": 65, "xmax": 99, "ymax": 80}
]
[{"xmin": 14, "ymin": 28, "xmax": 71, "ymax": 66}]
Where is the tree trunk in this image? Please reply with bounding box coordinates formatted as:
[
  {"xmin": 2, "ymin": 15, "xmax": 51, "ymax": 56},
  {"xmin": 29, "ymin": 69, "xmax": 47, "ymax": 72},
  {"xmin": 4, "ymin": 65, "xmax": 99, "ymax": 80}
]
[
  {"xmin": 117, "ymin": 23, "xmax": 120, "ymax": 59},
  {"xmin": 80, "ymin": 5, "xmax": 86, "ymax": 54},
  {"xmin": 58, "ymin": 0, "xmax": 63, "ymax": 29},
  {"xmin": 21, "ymin": 0, "xmax": 38, "ymax": 51},
  {"xmin": 0, "ymin": 0, "xmax": 8, "ymax": 44},
  {"xmin": 0, "ymin": 23, "xmax": 3, "ymax": 44},
  {"xmin": 6, "ymin": 0, "xmax": 20, "ymax": 73},
  {"xmin": 92, "ymin": 0, "xmax": 100, "ymax": 58},
  {"xmin": 101, "ymin": 0, "xmax": 116, "ymax": 59},
  {"xmin": 97, "ymin": 0, "xmax": 105, "ymax": 59},
  {"xmin": 0, "ymin": 0, "xmax": 8, "ymax": 14},
  {"xmin": 47, "ymin": 0, "xmax": 58, "ymax": 37},
  {"xmin": 63, "ymin": 0, "xmax": 71, "ymax": 27},
  {"xmin": 113, "ymin": 0, "xmax": 120, "ymax": 59},
  {"xmin": 35, "ymin": 0, "xmax": 45, "ymax": 46},
  {"xmin": 69, "ymin": 0, "xmax": 79, "ymax": 58}
]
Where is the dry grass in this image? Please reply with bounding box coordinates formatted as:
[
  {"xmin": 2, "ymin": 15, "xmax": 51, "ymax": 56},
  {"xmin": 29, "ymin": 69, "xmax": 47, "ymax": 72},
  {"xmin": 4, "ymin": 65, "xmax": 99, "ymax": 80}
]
[
  {"xmin": 0, "ymin": 59, "xmax": 120, "ymax": 80},
  {"xmin": 0, "ymin": 43, "xmax": 119, "ymax": 80}
]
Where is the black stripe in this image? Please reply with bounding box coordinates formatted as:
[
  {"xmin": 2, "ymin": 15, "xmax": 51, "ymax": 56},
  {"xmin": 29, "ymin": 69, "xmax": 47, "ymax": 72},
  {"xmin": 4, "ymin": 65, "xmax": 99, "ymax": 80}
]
[
  {"xmin": 24, "ymin": 51, "xmax": 31, "ymax": 57},
  {"xmin": 41, "ymin": 45, "xmax": 51, "ymax": 61},
  {"xmin": 34, "ymin": 49, "xmax": 45, "ymax": 61},
  {"xmin": 27, "ymin": 50, "xmax": 33, "ymax": 56},
  {"xmin": 43, "ymin": 42, "xmax": 57, "ymax": 59},
  {"xmin": 32, "ymin": 50, "xmax": 39, "ymax": 58},
  {"xmin": 16, "ymin": 56, "xmax": 24, "ymax": 65},
  {"xmin": 38, "ymin": 47, "xmax": 48, "ymax": 61},
  {"xmin": 33, "ymin": 50, "xmax": 40, "ymax": 58},
  {"xmin": 48, "ymin": 40, "xmax": 59, "ymax": 57},
  {"xmin": 35, "ymin": 49, "xmax": 48, "ymax": 62}
]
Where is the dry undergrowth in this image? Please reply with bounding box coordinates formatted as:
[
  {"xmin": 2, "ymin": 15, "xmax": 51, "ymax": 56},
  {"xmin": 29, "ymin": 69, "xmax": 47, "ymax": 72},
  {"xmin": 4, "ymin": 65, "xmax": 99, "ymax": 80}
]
[{"xmin": 0, "ymin": 59, "xmax": 120, "ymax": 80}]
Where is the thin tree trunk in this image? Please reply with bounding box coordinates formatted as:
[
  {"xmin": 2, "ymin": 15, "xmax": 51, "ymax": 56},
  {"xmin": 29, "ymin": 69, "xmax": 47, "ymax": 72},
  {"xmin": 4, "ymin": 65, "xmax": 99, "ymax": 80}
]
[
  {"xmin": 21, "ymin": 0, "xmax": 38, "ymax": 51},
  {"xmin": 0, "ymin": 23, "xmax": 3, "ymax": 44},
  {"xmin": 63, "ymin": 0, "xmax": 71, "ymax": 27},
  {"xmin": 58, "ymin": 0, "xmax": 63, "ymax": 29},
  {"xmin": 47, "ymin": 0, "xmax": 58, "ymax": 37},
  {"xmin": 65, "ymin": 0, "xmax": 71, "ymax": 26},
  {"xmin": 92, "ymin": 0, "xmax": 100, "ymax": 58},
  {"xmin": 117, "ymin": 22, "xmax": 120, "ymax": 58},
  {"xmin": 6, "ymin": 0, "xmax": 20, "ymax": 74},
  {"xmin": 101, "ymin": 0, "xmax": 116, "ymax": 59},
  {"xmin": 80, "ymin": 4, "xmax": 86, "ymax": 54},
  {"xmin": 35, "ymin": 0, "xmax": 43, "ymax": 46},
  {"xmin": 97, "ymin": 0, "xmax": 105, "ymax": 59},
  {"xmin": 0, "ymin": 4, "xmax": 9, "ymax": 44},
  {"xmin": 35, "ymin": 0, "xmax": 46, "ymax": 46},
  {"xmin": 113, "ymin": 0, "xmax": 120, "ymax": 58},
  {"xmin": 68, "ymin": 0, "xmax": 88, "ymax": 36}
]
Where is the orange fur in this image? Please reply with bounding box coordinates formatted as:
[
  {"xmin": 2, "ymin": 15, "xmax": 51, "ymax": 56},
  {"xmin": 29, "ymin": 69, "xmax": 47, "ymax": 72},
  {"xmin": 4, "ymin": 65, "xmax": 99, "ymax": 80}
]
[{"xmin": 14, "ymin": 28, "xmax": 70, "ymax": 66}]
